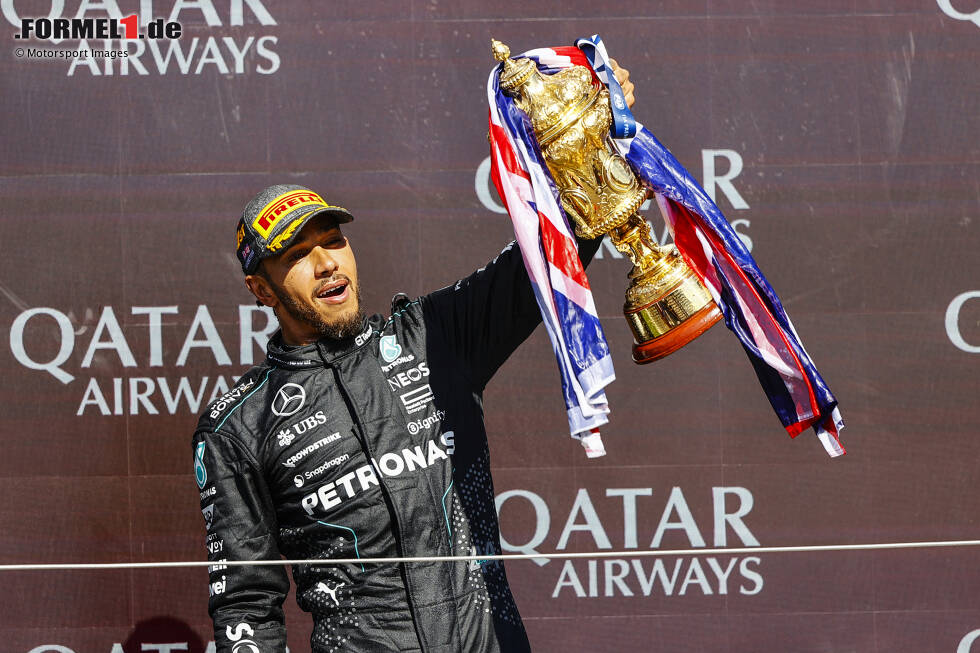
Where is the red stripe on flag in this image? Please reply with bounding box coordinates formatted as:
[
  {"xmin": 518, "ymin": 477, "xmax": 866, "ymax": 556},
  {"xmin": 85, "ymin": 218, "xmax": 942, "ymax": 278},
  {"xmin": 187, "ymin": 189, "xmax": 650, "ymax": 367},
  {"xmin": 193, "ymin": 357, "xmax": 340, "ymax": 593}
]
[
  {"xmin": 537, "ymin": 208, "xmax": 590, "ymax": 289},
  {"xmin": 489, "ymin": 116, "xmax": 530, "ymax": 181},
  {"xmin": 488, "ymin": 113, "xmax": 531, "ymax": 216},
  {"xmin": 670, "ymin": 199, "xmax": 821, "ymax": 428},
  {"xmin": 550, "ymin": 46, "xmax": 602, "ymax": 84}
]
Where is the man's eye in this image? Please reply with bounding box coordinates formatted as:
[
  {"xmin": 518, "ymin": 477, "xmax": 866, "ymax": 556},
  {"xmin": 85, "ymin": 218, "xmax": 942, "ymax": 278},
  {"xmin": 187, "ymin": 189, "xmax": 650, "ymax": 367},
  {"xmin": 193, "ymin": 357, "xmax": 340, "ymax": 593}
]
[{"xmin": 290, "ymin": 249, "xmax": 308, "ymax": 261}]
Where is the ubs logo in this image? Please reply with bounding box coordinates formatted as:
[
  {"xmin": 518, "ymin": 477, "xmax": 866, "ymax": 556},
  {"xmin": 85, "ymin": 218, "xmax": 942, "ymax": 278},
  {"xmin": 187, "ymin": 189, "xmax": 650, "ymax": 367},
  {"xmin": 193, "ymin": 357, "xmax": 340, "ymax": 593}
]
[{"xmin": 271, "ymin": 383, "xmax": 306, "ymax": 417}]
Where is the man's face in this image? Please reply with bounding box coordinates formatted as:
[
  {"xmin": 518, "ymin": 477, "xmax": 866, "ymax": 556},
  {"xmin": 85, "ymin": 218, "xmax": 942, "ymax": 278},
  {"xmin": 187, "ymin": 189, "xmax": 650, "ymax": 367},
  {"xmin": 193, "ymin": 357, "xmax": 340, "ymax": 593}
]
[{"xmin": 246, "ymin": 215, "xmax": 363, "ymax": 345}]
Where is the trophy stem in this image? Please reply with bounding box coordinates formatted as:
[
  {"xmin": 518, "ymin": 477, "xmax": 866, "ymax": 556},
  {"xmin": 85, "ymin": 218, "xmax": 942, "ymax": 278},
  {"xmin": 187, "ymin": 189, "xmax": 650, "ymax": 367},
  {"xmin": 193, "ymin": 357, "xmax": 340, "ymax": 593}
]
[
  {"xmin": 609, "ymin": 216, "xmax": 662, "ymax": 279},
  {"xmin": 612, "ymin": 214, "xmax": 723, "ymax": 364}
]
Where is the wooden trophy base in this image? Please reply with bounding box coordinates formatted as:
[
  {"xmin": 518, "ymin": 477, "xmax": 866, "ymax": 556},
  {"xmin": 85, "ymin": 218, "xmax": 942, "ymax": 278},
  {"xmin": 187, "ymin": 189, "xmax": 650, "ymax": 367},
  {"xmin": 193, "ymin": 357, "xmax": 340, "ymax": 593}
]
[{"xmin": 631, "ymin": 301, "xmax": 723, "ymax": 364}]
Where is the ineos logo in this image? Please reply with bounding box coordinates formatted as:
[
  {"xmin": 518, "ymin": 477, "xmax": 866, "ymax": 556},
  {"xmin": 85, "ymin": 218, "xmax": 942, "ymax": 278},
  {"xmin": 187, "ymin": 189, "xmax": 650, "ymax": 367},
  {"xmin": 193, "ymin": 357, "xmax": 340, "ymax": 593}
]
[
  {"xmin": 271, "ymin": 383, "xmax": 306, "ymax": 417},
  {"xmin": 937, "ymin": 0, "xmax": 980, "ymax": 27}
]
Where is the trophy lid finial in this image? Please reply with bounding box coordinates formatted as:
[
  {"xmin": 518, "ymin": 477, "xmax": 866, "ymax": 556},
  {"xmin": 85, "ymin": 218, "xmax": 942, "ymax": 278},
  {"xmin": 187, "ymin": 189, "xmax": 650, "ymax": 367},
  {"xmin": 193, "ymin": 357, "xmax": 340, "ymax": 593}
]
[
  {"xmin": 492, "ymin": 39, "xmax": 536, "ymax": 94},
  {"xmin": 491, "ymin": 39, "xmax": 510, "ymax": 62}
]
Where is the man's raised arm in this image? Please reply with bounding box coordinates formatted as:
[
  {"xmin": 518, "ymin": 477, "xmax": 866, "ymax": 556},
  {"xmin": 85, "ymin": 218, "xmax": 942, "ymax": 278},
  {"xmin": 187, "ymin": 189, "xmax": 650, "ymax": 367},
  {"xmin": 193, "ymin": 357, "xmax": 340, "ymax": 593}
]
[{"xmin": 421, "ymin": 235, "xmax": 602, "ymax": 390}]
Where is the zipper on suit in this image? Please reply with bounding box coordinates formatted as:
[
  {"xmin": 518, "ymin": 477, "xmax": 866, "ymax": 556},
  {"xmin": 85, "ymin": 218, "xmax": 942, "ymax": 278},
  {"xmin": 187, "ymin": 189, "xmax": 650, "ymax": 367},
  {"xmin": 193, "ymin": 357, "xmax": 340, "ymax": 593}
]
[{"xmin": 321, "ymin": 350, "xmax": 431, "ymax": 653}]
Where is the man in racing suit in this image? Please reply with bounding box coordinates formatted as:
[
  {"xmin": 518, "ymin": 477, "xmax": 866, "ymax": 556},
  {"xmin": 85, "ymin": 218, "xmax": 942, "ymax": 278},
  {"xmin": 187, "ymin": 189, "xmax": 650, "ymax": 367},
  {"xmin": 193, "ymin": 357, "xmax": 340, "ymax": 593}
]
[{"xmin": 195, "ymin": 66, "xmax": 634, "ymax": 653}]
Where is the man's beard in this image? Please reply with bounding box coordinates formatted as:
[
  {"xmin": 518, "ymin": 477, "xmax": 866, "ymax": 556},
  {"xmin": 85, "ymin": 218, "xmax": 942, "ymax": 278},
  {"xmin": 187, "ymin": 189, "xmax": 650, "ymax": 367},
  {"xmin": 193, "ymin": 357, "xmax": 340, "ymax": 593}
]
[{"xmin": 271, "ymin": 278, "xmax": 365, "ymax": 341}]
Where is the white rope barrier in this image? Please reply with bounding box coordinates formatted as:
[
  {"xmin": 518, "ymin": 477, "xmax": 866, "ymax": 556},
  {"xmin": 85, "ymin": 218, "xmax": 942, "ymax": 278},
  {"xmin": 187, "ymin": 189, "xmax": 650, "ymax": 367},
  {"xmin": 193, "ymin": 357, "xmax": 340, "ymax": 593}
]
[{"xmin": 1, "ymin": 539, "xmax": 978, "ymax": 571}]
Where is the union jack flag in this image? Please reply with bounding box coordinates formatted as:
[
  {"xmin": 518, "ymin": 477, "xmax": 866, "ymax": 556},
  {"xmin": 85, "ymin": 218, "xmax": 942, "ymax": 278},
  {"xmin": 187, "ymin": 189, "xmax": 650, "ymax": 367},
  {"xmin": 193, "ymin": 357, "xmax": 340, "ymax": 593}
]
[
  {"xmin": 487, "ymin": 46, "xmax": 614, "ymax": 458},
  {"xmin": 487, "ymin": 37, "xmax": 844, "ymax": 457}
]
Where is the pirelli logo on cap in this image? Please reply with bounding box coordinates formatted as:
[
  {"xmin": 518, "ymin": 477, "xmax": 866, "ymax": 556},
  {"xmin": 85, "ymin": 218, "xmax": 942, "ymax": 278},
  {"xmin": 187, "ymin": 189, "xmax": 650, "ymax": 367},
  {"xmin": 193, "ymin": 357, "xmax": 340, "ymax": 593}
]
[{"xmin": 253, "ymin": 190, "xmax": 329, "ymax": 239}]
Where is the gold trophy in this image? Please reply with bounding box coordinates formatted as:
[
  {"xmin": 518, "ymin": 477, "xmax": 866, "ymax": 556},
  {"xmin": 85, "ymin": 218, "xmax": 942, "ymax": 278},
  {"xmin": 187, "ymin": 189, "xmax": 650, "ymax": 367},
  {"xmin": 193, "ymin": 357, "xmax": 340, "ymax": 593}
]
[{"xmin": 491, "ymin": 40, "xmax": 723, "ymax": 363}]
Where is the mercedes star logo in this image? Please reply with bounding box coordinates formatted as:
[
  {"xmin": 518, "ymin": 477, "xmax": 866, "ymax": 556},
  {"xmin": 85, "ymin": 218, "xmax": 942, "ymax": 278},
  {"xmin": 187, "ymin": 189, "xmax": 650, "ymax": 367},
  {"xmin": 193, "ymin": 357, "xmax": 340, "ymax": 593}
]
[{"xmin": 271, "ymin": 383, "xmax": 306, "ymax": 417}]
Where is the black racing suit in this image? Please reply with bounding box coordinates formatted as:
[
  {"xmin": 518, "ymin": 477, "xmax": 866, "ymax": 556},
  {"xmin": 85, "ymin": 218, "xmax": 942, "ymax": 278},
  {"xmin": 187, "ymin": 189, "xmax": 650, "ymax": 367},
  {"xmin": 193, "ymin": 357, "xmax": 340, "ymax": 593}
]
[{"xmin": 193, "ymin": 237, "xmax": 601, "ymax": 652}]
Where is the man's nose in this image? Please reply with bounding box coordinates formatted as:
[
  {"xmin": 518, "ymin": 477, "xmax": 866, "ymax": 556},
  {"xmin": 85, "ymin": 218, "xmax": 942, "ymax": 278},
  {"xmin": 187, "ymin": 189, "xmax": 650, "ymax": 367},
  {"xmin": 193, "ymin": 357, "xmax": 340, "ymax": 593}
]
[{"xmin": 310, "ymin": 246, "xmax": 338, "ymax": 277}]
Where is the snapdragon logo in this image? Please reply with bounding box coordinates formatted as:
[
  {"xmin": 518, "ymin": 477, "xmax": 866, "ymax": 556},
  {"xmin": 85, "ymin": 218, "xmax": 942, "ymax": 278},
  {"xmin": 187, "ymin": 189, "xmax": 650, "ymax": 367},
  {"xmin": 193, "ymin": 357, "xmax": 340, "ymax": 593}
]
[
  {"xmin": 2, "ymin": 0, "xmax": 282, "ymax": 76},
  {"xmin": 294, "ymin": 453, "xmax": 350, "ymax": 487},
  {"xmin": 495, "ymin": 486, "xmax": 763, "ymax": 599}
]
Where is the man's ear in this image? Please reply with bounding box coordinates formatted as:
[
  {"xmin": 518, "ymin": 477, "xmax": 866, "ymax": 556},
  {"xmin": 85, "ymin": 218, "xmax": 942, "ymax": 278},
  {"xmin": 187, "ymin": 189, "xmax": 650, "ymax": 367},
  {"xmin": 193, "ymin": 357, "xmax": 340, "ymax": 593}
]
[{"xmin": 245, "ymin": 274, "xmax": 278, "ymax": 308}]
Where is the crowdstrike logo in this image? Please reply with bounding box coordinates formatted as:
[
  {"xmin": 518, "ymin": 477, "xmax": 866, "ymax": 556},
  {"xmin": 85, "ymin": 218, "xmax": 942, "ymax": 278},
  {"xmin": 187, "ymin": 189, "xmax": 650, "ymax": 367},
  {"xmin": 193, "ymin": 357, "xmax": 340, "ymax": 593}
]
[
  {"xmin": 271, "ymin": 382, "xmax": 305, "ymax": 417},
  {"xmin": 282, "ymin": 432, "xmax": 342, "ymax": 468}
]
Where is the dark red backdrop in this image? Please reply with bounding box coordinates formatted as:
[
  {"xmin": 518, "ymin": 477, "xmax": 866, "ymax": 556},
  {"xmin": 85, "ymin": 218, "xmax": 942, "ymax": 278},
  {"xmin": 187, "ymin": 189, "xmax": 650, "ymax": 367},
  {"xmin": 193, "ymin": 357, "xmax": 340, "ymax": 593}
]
[{"xmin": 2, "ymin": 2, "xmax": 978, "ymax": 651}]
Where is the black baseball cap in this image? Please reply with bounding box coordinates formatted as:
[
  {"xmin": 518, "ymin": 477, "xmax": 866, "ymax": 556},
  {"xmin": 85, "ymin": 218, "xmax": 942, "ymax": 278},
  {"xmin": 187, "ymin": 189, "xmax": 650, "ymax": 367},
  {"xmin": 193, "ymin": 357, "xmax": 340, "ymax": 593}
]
[{"xmin": 236, "ymin": 184, "xmax": 353, "ymax": 274}]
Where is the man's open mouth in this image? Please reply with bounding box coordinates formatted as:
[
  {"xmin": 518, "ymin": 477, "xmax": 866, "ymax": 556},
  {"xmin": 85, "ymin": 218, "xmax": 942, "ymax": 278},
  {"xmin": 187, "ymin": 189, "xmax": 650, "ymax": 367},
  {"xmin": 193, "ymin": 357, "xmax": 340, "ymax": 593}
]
[{"xmin": 315, "ymin": 279, "xmax": 350, "ymax": 303}]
